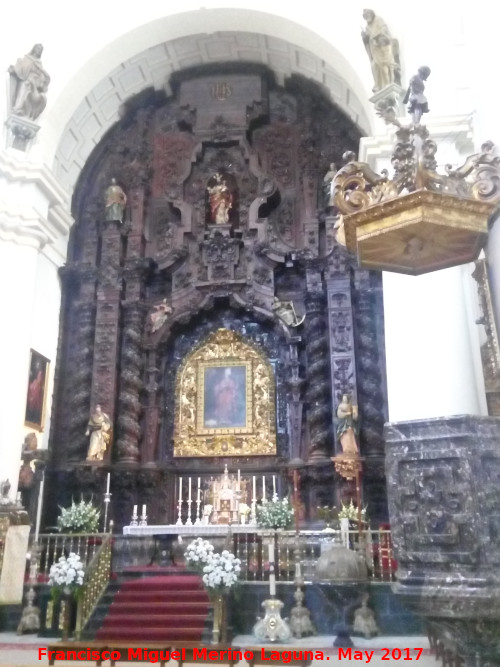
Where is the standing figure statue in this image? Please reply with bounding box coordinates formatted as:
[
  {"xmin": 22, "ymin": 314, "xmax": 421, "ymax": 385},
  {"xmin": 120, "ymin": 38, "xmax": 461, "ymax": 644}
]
[
  {"xmin": 207, "ymin": 173, "xmax": 233, "ymax": 224},
  {"xmin": 322, "ymin": 162, "xmax": 337, "ymax": 208},
  {"xmin": 148, "ymin": 299, "xmax": 172, "ymax": 334},
  {"xmin": 105, "ymin": 178, "xmax": 127, "ymax": 222},
  {"xmin": 361, "ymin": 9, "xmax": 399, "ymax": 92},
  {"xmin": 403, "ymin": 66, "xmax": 431, "ymax": 125},
  {"xmin": 336, "ymin": 394, "xmax": 359, "ymax": 456},
  {"xmin": 9, "ymin": 44, "xmax": 51, "ymax": 121},
  {"xmin": 86, "ymin": 404, "xmax": 112, "ymax": 461},
  {"xmin": 272, "ymin": 296, "xmax": 305, "ymax": 328}
]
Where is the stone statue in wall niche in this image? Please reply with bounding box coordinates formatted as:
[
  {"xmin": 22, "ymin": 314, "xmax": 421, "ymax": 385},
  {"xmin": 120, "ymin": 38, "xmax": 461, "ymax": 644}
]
[
  {"xmin": 9, "ymin": 44, "xmax": 51, "ymax": 120},
  {"xmin": 361, "ymin": 9, "xmax": 400, "ymax": 92},
  {"xmin": 105, "ymin": 178, "xmax": 127, "ymax": 222},
  {"xmin": 322, "ymin": 162, "xmax": 337, "ymax": 208},
  {"xmin": 336, "ymin": 393, "xmax": 359, "ymax": 455}
]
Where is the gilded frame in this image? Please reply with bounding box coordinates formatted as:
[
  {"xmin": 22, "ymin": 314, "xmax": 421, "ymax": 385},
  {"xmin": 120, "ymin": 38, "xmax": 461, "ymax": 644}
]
[{"xmin": 174, "ymin": 328, "xmax": 276, "ymax": 457}]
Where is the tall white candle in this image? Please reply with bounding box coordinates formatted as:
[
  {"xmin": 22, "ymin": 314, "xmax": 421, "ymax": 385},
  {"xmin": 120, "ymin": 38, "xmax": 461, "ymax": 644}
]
[
  {"xmin": 106, "ymin": 472, "xmax": 110, "ymax": 494},
  {"xmin": 262, "ymin": 476, "xmax": 266, "ymax": 501},
  {"xmin": 197, "ymin": 477, "xmax": 201, "ymax": 502},
  {"xmin": 34, "ymin": 471, "xmax": 45, "ymax": 542},
  {"xmin": 273, "ymin": 475, "xmax": 276, "ymax": 497},
  {"xmin": 188, "ymin": 477, "xmax": 192, "ymax": 501},
  {"xmin": 237, "ymin": 469, "xmax": 241, "ymax": 486},
  {"xmin": 142, "ymin": 504, "xmax": 146, "ymax": 517},
  {"xmin": 252, "ymin": 475, "xmax": 256, "ymax": 499},
  {"xmin": 179, "ymin": 477, "xmax": 182, "ymax": 501},
  {"xmin": 269, "ymin": 542, "xmax": 276, "ymax": 596},
  {"xmin": 133, "ymin": 504, "xmax": 137, "ymax": 515}
]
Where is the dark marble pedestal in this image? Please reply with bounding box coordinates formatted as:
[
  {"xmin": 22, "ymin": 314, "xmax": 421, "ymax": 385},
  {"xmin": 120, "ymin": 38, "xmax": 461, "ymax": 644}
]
[{"xmin": 385, "ymin": 415, "xmax": 500, "ymax": 665}]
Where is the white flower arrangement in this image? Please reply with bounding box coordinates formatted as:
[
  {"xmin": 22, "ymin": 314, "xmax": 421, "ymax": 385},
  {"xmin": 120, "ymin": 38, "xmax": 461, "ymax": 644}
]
[
  {"xmin": 238, "ymin": 503, "xmax": 250, "ymax": 515},
  {"xmin": 57, "ymin": 499, "xmax": 101, "ymax": 533},
  {"xmin": 184, "ymin": 538, "xmax": 241, "ymax": 592},
  {"xmin": 256, "ymin": 497, "xmax": 294, "ymax": 529},
  {"xmin": 202, "ymin": 550, "xmax": 241, "ymax": 591},
  {"xmin": 48, "ymin": 552, "xmax": 85, "ymax": 597},
  {"xmin": 184, "ymin": 537, "xmax": 214, "ymax": 572},
  {"xmin": 338, "ymin": 500, "xmax": 367, "ymax": 521}
]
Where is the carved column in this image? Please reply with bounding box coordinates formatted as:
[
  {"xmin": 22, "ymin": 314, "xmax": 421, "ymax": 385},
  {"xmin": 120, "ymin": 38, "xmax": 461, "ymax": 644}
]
[
  {"xmin": 285, "ymin": 340, "xmax": 305, "ymax": 462},
  {"xmin": 115, "ymin": 299, "xmax": 144, "ymax": 463},
  {"xmin": 90, "ymin": 221, "xmax": 122, "ymax": 434},
  {"xmin": 326, "ymin": 248, "xmax": 357, "ymax": 441},
  {"xmin": 142, "ymin": 349, "xmax": 161, "ymax": 464},
  {"xmin": 56, "ymin": 266, "xmax": 96, "ymax": 461},
  {"xmin": 304, "ymin": 282, "xmax": 332, "ymax": 461},
  {"xmin": 353, "ymin": 269, "xmax": 388, "ymax": 521}
]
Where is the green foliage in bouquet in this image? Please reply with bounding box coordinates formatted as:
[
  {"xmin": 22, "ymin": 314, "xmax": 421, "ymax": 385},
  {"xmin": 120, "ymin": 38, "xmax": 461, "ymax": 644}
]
[
  {"xmin": 256, "ymin": 498, "xmax": 294, "ymax": 529},
  {"xmin": 56, "ymin": 499, "xmax": 101, "ymax": 533}
]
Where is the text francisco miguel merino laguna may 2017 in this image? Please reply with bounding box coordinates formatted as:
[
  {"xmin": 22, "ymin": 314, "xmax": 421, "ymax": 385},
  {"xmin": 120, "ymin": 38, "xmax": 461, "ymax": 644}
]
[{"xmin": 38, "ymin": 647, "xmax": 425, "ymax": 663}]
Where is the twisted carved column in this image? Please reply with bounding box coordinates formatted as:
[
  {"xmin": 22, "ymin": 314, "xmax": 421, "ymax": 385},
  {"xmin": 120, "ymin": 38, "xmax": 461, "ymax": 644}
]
[
  {"xmin": 115, "ymin": 301, "xmax": 144, "ymax": 463},
  {"xmin": 56, "ymin": 268, "xmax": 96, "ymax": 461},
  {"xmin": 305, "ymin": 291, "xmax": 332, "ymax": 460}
]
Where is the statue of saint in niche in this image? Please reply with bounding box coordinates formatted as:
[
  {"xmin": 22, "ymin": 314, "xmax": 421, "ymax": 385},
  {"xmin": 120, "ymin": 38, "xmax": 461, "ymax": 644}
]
[
  {"xmin": 105, "ymin": 178, "xmax": 127, "ymax": 222},
  {"xmin": 86, "ymin": 404, "xmax": 112, "ymax": 461},
  {"xmin": 207, "ymin": 173, "xmax": 233, "ymax": 224}
]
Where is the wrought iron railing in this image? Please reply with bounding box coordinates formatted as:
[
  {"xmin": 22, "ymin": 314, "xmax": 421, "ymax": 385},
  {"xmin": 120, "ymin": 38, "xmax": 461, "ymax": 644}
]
[{"xmin": 75, "ymin": 534, "xmax": 112, "ymax": 638}]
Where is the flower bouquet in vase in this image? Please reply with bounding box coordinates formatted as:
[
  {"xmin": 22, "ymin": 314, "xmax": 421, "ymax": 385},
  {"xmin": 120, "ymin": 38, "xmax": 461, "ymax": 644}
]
[
  {"xmin": 184, "ymin": 538, "xmax": 241, "ymax": 643},
  {"xmin": 48, "ymin": 552, "xmax": 85, "ymax": 639},
  {"xmin": 256, "ymin": 497, "xmax": 294, "ymax": 530},
  {"xmin": 56, "ymin": 499, "xmax": 101, "ymax": 534}
]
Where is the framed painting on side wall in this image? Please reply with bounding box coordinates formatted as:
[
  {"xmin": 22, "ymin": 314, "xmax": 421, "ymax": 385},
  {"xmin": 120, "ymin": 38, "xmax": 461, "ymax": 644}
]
[{"xmin": 24, "ymin": 349, "xmax": 50, "ymax": 431}]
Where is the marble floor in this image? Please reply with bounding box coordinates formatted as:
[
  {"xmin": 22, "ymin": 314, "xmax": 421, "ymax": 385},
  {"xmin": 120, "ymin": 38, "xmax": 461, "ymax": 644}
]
[{"xmin": 0, "ymin": 632, "xmax": 439, "ymax": 666}]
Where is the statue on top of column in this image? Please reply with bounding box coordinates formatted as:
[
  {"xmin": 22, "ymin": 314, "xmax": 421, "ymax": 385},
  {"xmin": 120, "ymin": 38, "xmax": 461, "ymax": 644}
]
[
  {"xmin": 361, "ymin": 9, "xmax": 400, "ymax": 92},
  {"xmin": 403, "ymin": 66, "xmax": 431, "ymax": 125},
  {"xmin": 105, "ymin": 178, "xmax": 127, "ymax": 222},
  {"xmin": 9, "ymin": 44, "xmax": 51, "ymax": 121}
]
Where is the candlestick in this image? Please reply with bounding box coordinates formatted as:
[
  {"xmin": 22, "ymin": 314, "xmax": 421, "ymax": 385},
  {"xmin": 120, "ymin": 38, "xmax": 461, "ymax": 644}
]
[
  {"xmin": 103, "ymin": 490, "xmax": 112, "ymax": 532},
  {"xmin": 140, "ymin": 504, "xmax": 148, "ymax": 527},
  {"xmin": 262, "ymin": 475, "xmax": 266, "ymax": 502},
  {"xmin": 106, "ymin": 472, "xmax": 110, "ymax": 494},
  {"xmin": 197, "ymin": 478, "xmax": 201, "ymax": 502},
  {"xmin": 237, "ymin": 469, "xmax": 241, "ymax": 487},
  {"xmin": 34, "ymin": 471, "xmax": 45, "ymax": 542},
  {"xmin": 130, "ymin": 505, "xmax": 138, "ymax": 527},
  {"xmin": 252, "ymin": 475, "xmax": 256, "ymax": 498},
  {"xmin": 179, "ymin": 476, "xmax": 182, "ymax": 500},
  {"xmin": 188, "ymin": 477, "xmax": 192, "ymax": 502},
  {"xmin": 273, "ymin": 475, "xmax": 276, "ymax": 498}
]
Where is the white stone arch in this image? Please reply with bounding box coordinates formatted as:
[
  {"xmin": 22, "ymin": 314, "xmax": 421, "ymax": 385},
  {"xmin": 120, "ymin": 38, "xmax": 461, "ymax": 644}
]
[{"xmin": 46, "ymin": 9, "xmax": 373, "ymax": 194}]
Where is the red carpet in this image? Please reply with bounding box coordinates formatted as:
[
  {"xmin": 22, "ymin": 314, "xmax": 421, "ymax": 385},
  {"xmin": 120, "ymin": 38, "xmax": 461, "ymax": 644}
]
[{"xmin": 96, "ymin": 575, "xmax": 210, "ymax": 641}]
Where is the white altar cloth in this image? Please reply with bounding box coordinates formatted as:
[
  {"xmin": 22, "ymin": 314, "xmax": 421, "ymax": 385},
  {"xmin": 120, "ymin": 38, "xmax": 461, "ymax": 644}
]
[{"xmin": 123, "ymin": 523, "xmax": 259, "ymax": 536}]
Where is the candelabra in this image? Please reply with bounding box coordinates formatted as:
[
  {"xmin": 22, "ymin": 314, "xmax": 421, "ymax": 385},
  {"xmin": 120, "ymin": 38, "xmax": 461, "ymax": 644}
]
[{"xmin": 176, "ymin": 497, "xmax": 183, "ymax": 526}]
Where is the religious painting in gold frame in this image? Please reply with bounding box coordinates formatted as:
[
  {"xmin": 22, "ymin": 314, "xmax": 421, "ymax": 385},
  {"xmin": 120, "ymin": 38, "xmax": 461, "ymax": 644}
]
[{"xmin": 174, "ymin": 328, "xmax": 276, "ymax": 457}]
